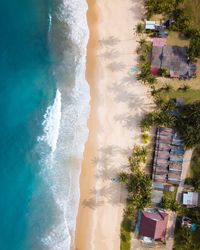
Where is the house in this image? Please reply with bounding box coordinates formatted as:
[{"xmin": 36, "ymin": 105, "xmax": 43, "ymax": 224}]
[
  {"xmin": 150, "ymin": 38, "xmax": 189, "ymax": 78},
  {"xmin": 145, "ymin": 20, "xmax": 156, "ymax": 30},
  {"xmin": 182, "ymin": 192, "xmax": 200, "ymax": 207},
  {"xmin": 139, "ymin": 209, "xmax": 168, "ymax": 241},
  {"xmin": 167, "ymin": 172, "xmax": 181, "ymax": 184},
  {"xmin": 168, "ymin": 162, "xmax": 182, "ymax": 172}
]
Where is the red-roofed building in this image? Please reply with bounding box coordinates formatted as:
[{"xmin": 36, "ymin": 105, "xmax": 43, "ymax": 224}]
[{"xmin": 139, "ymin": 209, "xmax": 168, "ymax": 241}]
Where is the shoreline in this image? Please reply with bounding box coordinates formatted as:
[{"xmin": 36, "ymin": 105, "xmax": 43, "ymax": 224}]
[
  {"xmin": 74, "ymin": 0, "xmax": 99, "ymax": 249},
  {"xmin": 75, "ymin": 0, "xmax": 153, "ymax": 249}
]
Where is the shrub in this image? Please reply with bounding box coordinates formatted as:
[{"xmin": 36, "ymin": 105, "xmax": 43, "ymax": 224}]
[
  {"xmin": 135, "ymin": 23, "xmax": 145, "ymax": 35},
  {"xmin": 158, "ymin": 68, "xmax": 168, "ymax": 77},
  {"xmin": 188, "ymin": 35, "xmax": 200, "ymax": 59},
  {"xmin": 141, "ymin": 132, "xmax": 150, "ymax": 144}
]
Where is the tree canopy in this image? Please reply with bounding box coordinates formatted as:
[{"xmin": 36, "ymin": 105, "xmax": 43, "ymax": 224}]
[
  {"xmin": 119, "ymin": 145, "xmax": 151, "ymax": 210},
  {"xmin": 176, "ymin": 102, "xmax": 200, "ymax": 148},
  {"xmin": 141, "ymin": 100, "xmax": 200, "ymax": 149},
  {"xmin": 188, "ymin": 35, "xmax": 200, "ymax": 59},
  {"xmin": 145, "ymin": 0, "xmax": 183, "ymax": 17}
]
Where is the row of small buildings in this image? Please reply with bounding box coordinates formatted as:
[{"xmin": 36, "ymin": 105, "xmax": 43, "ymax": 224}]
[{"xmin": 152, "ymin": 128, "xmax": 184, "ymax": 184}]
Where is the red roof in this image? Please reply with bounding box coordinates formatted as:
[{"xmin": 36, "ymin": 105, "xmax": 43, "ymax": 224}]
[
  {"xmin": 139, "ymin": 210, "xmax": 168, "ymax": 240},
  {"xmin": 153, "ymin": 38, "xmax": 167, "ymax": 47},
  {"xmin": 151, "ymin": 67, "xmax": 159, "ymax": 75}
]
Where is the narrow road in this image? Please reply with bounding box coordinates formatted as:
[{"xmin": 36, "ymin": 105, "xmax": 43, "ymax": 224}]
[
  {"xmin": 166, "ymin": 149, "xmax": 193, "ymax": 250},
  {"xmin": 176, "ymin": 149, "xmax": 193, "ymax": 202}
]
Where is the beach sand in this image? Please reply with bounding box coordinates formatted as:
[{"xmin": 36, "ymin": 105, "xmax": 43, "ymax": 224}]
[{"xmin": 75, "ymin": 0, "xmax": 153, "ymax": 249}]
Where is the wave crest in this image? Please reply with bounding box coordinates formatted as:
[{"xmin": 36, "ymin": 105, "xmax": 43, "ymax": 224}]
[{"xmin": 38, "ymin": 89, "xmax": 61, "ymax": 153}]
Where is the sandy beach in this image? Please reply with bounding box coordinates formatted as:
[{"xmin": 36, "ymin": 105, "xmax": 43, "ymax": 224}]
[{"xmin": 75, "ymin": 0, "xmax": 153, "ymax": 249}]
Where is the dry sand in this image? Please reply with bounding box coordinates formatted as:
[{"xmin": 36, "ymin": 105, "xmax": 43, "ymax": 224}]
[{"xmin": 75, "ymin": 0, "xmax": 153, "ymax": 249}]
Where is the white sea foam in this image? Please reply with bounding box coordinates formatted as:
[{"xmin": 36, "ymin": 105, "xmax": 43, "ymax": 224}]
[
  {"xmin": 38, "ymin": 0, "xmax": 90, "ymax": 249},
  {"xmin": 48, "ymin": 12, "xmax": 52, "ymax": 33},
  {"xmin": 38, "ymin": 89, "xmax": 61, "ymax": 153}
]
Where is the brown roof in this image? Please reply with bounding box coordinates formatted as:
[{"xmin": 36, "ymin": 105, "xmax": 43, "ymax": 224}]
[
  {"xmin": 169, "ymin": 162, "xmax": 182, "ymax": 171},
  {"xmin": 139, "ymin": 210, "xmax": 168, "ymax": 240},
  {"xmin": 151, "ymin": 45, "xmax": 188, "ymax": 76}
]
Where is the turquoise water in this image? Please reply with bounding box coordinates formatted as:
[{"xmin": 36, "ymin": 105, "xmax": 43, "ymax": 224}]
[
  {"xmin": 0, "ymin": 0, "xmax": 89, "ymax": 249},
  {"xmin": 0, "ymin": 1, "xmax": 55, "ymax": 249}
]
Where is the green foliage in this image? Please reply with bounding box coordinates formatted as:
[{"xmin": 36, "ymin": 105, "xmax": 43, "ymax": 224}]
[
  {"xmin": 120, "ymin": 145, "xmax": 151, "ymax": 249},
  {"xmin": 174, "ymin": 210, "xmax": 200, "ymax": 250},
  {"xmin": 137, "ymin": 64, "xmax": 157, "ymax": 85},
  {"xmin": 164, "ymin": 83, "xmax": 174, "ymax": 92},
  {"xmin": 158, "ymin": 68, "xmax": 168, "ymax": 77},
  {"xmin": 141, "ymin": 100, "xmax": 200, "ymax": 148},
  {"xmin": 136, "ymin": 39, "xmax": 156, "ymax": 85},
  {"xmin": 187, "ymin": 147, "xmax": 200, "ymax": 190},
  {"xmin": 140, "ymin": 100, "xmax": 177, "ymax": 130},
  {"xmin": 141, "ymin": 132, "xmax": 150, "ymax": 144},
  {"xmin": 176, "ymin": 102, "xmax": 200, "ymax": 148},
  {"xmin": 129, "ymin": 145, "xmax": 148, "ymax": 168},
  {"xmin": 178, "ymin": 84, "xmax": 191, "ymax": 92},
  {"xmin": 174, "ymin": 227, "xmax": 198, "ymax": 250},
  {"xmin": 120, "ymin": 202, "xmax": 137, "ymax": 250},
  {"xmin": 188, "ymin": 35, "xmax": 200, "ymax": 59},
  {"xmin": 118, "ymin": 172, "xmax": 129, "ymax": 184},
  {"xmin": 127, "ymin": 171, "xmax": 151, "ymax": 209},
  {"xmin": 135, "ymin": 23, "xmax": 145, "ymax": 35},
  {"xmin": 160, "ymin": 190, "xmax": 180, "ymax": 212},
  {"xmin": 145, "ymin": 0, "xmax": 182, "ymax": 17},
  {"xmin": 171, "ymin": 8, "xmax": 191, "ymax": 32},
  {"xmin": 182, "ymin": 0, "xmax": 200, "ymax": 30}
]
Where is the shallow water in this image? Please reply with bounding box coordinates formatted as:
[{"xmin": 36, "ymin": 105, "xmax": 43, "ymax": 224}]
[{"xmin": 0, "ymin": 0, "xmax": 89, "ymax": 249}]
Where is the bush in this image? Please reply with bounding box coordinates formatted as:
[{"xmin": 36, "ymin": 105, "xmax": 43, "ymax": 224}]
[
  {"xmin": 178, "ymin": 84, "xmax": 191, "ymax": 92},
  {"xmin": 120, "ymin": 203, "xmax": 137, "ymax": 250},
  {"xmin": 141, "ymin": 132, "xmax": 150, "ymax": 144},
  {"xmin": 160, "ymin": 191, "xmax": 180, "ymax": 212},
  {"xmin": 118, "ymin": 172, "xmax": 129, "ymax": 184},
  {"xmin": 145, "ymin": 0, "xmax": 181, "ymax": 17},
  {"xmin": 176, "ymin": 102, "xmax": 200, "ymax": 148},
  {"xmin": 171, "ymin": 8, "xmax": 191, "ymax": 32},
  {"xmin": 135, "ymin": 23, "xmax": 145, "ymax": 35},
  {"xmin": 158, "ymin": 68, "xmax": 168, "ymax": 77},
  {"xmin": 188, "ymin": 35, "xmax": 200, "ymax": 59}
]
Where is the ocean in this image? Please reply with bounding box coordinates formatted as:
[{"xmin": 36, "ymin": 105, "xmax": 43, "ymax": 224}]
[{"xmin": 0, "ymin": 0, "xmax": 89, "ymax": 250}]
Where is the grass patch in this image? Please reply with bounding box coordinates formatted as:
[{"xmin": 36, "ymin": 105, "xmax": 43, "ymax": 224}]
[
  {"xmin": 167, "ymin": 31, "xmax": 190, "ymax": 47},
  {"xmin": 185, "ymin": 146, "xmax": 200, "ymax": 189},
  {"xmin": 182, "ymin": 0, "xmax": 200, "ymax": 30},
  {"xmin": 120, "ymin": 201, "xmax": 137, "ymax": 250},
  {"xmin": 157, "ymin": 88, "xmax": 200, "ymax": 104},
  {"xmin": 190, "ymin": 147, "xmax": 200, "ymax": 178},
  {"xmin": 160, "ymin": 188, "xmax": 180, "ymax": 211}
]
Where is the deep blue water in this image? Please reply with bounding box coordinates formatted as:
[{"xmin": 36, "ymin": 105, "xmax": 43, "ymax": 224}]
[{"xmin": 0, "ymin": 1, "xmax": 56, "ymax": 249}]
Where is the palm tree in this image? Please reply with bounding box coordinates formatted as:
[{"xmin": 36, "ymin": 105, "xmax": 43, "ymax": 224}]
[
  {"xmin": 164, "ymin": 83, "xmax": 174, "ymax": 92},
  {"xmin": 118, "ymin": 172, "xmax": 128, "ymax": 184},
  {"xmin": 135, "ymin": 23, "xmax": 144, "ymax": 36},
  {"xmin": 147, "ymin": 75, "xmax": 157, "ymax": 85},
  {"xmin": 182, "ymin": 84, "xmax": 191, "ymax": 92},
  {"xmin": 138, "ymin": 38, "xmax": 147, "ymax": 47}
]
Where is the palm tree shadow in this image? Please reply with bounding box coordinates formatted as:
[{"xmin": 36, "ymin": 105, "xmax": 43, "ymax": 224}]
[
  {"xmin": 107, "ymin": 62, "xmax": 127, "ymax": 72},
  {"xmin": 82, "ymin": 197, "xmax": 104, "ymax": 209},
  {"xmin": 99, "ymin": 36, "xmax": 120, "ymax": 46},
  {"xmin": 100, "ymin": 49, "xmax": 120, "ymax": 59},
  {"xmin": 114, "ymin": 113, "xmax": 144, "ymax": 129}
]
